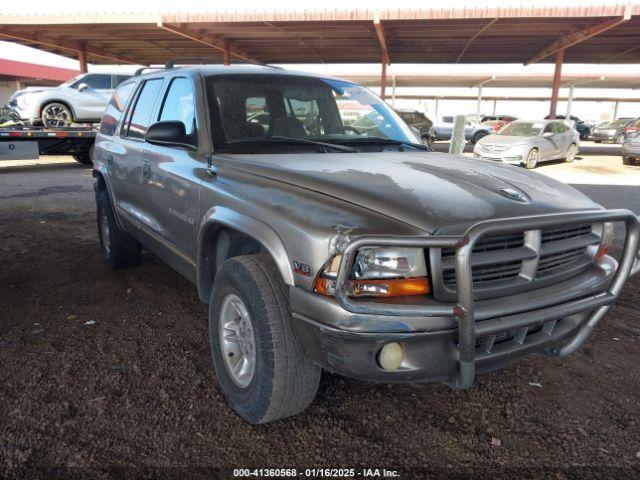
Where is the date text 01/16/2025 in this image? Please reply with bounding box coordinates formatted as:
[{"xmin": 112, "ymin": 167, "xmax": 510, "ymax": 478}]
[{"xmin": 232, "ymin": 468, "xmax": 400, "ymax": 478}]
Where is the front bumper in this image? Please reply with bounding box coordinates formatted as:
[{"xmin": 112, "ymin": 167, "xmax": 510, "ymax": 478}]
[
  {"xmin": 291, "ymin": 210, "xmax": 640, "ymax": 387},
  {"xmin": 473, "ymin": 151, "xmax": 524, "ymax": 164},
  {"xmin": 590, "ymin": 132, "xmax": 618, "ymax": 142}
]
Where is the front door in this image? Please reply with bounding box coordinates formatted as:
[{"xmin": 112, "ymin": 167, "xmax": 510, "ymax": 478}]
[{"xmin": 142, "ymin": 76, "xmax": 201, "ymax": 263}]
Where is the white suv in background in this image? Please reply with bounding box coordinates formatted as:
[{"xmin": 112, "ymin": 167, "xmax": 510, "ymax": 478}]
[{"xmin": 9, "ymin": 72, "xmax": 131, "ymax": 127}]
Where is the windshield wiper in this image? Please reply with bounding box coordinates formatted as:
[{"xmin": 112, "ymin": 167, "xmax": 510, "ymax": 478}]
[
  {"xmin": 335, "ymin": 136, "xmax": 431, "ymax": 151},
  {"xmin": 227, "ymin": 136, "xmax": 358, "ymax": 153}
]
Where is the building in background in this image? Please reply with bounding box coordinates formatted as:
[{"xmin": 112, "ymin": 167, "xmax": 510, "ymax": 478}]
[{"xmin": 0, "ymin": 58, "xmax": 78, "ymax": 107}]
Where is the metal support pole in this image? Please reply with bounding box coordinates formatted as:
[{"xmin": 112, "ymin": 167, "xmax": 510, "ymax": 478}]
[
  {"xmin": 492, "ymin": 99, "xmax": 497, "ymax": 115},
  {"xmin": 566, "ymin": 85, "xmax": 575, "ymax": 118},
  {"xmin": 391, "ymin": 74, "xmax": 396, "ymax": 108},
  {"xmin": 613, "ymin": 100, "xmax": 619, "ymax": 120},
  {"xmin": 434, "ymin": 98, "xmax": 440, "ymax": 119},
  {"xmin": 223, "ymin": 39, "xmax": 230, "ymax": 66},
  {"xmin": 78, "ymin": 42, "xmax": 88, "ymax": 73},
  {"xmin": 476, "ymin": 84, "xmax": 483, "ymax": 120},
  {"xmin": 548, "ymin": 49, "xmax": 564, "ymax": 119},
  {"xmin": 380, "ymin": 56, "xmax": 387, "ymax": 100},
  {"xmin": 449, "ymin": 115, "xmax": 466, "ymax": 155}
]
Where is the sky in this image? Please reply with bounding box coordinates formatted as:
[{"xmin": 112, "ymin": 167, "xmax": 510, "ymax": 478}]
[{"xmin": 1, "ymin": 1, "xmax": 639, "ymax": 121}]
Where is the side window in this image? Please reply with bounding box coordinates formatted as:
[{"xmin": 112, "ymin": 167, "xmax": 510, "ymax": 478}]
[
  {"xmin": 112, "ymin": 75, "xmax": 132, "ymax": 88},
  {"xmin": 99, "ymin": 82, "xmax": 136, "ymax": 136},
  {"xmin": 124, "ymin": 78, "xmax": 163, "ymax": 139},
  {"xmin": 543, "ymin": 123, "xmax": 554, "ymax": 134},
  {"xmin": 158, "ymin": 78, "xmax": 196, "ymax": 136},
  {"xmin": 554, "ymin": 122, "xmax": 568, "ymax": 134},
  {"xmin": 245, "ymin": 96, "xmax": 269, "ymax": 134},
  {"xmin": 82, "ymin": 74, "xmax": 111, "ymax": 90}
]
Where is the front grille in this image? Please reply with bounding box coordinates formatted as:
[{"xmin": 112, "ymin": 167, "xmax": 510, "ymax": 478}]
[{"xmin": 436, "ymin": 222, "xmax": 600, "ymax": 299}]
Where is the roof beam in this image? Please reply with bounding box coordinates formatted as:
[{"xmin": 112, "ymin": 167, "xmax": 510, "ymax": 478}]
[
  {"xmin": 262, "ymin": 21, "xmax": 325, "ymax": 64},
  {"xmin": 456, "ymin": 18, "xmax": 498, "ymax": 64},
  {"xmin": 525, "ymin": 7, "xmax": 632, "ymax": 65},
  {"xmin": 472, "ymin": 76, "xmax": 495, "ymax": 88},
  {"xmin": 0, "ymin": 27, "xmax": 140, "ymax": 65},
  {"xmin": 600, "ymin": 44, "xmax": 640, "ymax": 64},
  {"xmin": 156, "ymin": 22, "xmax": 259, "ymax": 64},
  {"xmin": 373, "ymin": 12, "xmax": 390, "ymax": 65}
]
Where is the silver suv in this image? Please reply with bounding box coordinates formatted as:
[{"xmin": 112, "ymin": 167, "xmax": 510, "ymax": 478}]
[
  {"xmin": 93, "ymin": 65, "xmax": 640, "ymax": 424},
  {"xmin": 9, "ymin": 72, "xmax": 131, "ymax": 127}
]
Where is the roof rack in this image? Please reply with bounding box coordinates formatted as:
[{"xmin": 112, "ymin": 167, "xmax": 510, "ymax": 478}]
[
  {"xmin": 134, "ymin": 66, "xmax": 164, "ymax": 76},
  {"xmin": 164, "ymin": 58, "xmax": 218, "ymax": 69}
]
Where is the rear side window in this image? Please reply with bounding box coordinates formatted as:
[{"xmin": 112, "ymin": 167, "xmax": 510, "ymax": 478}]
[
  {"xmin": 553, "ymin": 122, "xmax": 569, "ymax": 133},
  {"xmin": 99, "ymin": 82, "xmax": 136, "ymax": 136},
  {"xmin": 158, "ymin": 78, "xmax": 196, "ymax": 136},
  {"xmin": 112, "ymin": 75, "xmax": 132, "ymax": 88},
  {"xmin": 82, "ymin": 74, "xmax": 111, "ymax": 90},
  {"xmin": 124, "ymin": 79, "xmax": 163, "ymax": 139}
]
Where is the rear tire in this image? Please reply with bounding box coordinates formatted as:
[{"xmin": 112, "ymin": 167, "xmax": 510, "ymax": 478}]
[
  {"xmin": 623, "ymin": 156, "xmax": 636, "ymax": 166},
  {"xmin": 209, "ymin": 254, "xmax": 321, "ymax": 424},
  {"xmin": 73, "ymin": 152, "xmax": 92, "ymax": 165},
  {"xmin": 565, "ymin": 143, "xmax": 578, "ymax": 163},
  {"xmin": 96, "ymin": 190, "xmax": 141, "ymax": 269}
]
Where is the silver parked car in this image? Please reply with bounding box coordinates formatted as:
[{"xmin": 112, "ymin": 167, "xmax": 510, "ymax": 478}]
[
  {"xmin": 473, "ymin": 120, "xmax": 579, "ymax": 169},
  {"xmin": 9, "ymin": 72, "xmax": 131, "ymax": 127},
  {"xmin": 622, "ymin": 132, "xmax": 640, "ymax": 166},
  {"xmin": 93, "ymin": 65, "xmax": 640, "ymax": 424},
  {"xmin": 590, "ymin": 117, "xmax": 638, "ymax": 144}
]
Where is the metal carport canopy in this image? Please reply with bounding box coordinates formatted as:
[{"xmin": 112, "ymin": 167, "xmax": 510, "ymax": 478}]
[{"xmin": 0, "ymin": 5, "xmax": 639, "ymax": 66}]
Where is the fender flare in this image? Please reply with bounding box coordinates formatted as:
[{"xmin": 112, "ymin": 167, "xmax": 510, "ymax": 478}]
[{"xmin": 197, "ymin": 206, "xmax": 294, "ymax": 300}]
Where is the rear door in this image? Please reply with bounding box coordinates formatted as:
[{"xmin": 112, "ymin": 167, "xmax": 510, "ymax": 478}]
[
  {"xmin": 540, "ymin": 122, "xmax": 559, "ymax": 159},
  {"xmin": 111, "ymin": 77, "xmax": 164, "ymax": 230},
  {"xmin": 71, "ymin": 74, "xmax": 114, "ymax": 120},
  {"xmin": 141, "ymin": 75, "xmax": 202, "ymax": 263}
]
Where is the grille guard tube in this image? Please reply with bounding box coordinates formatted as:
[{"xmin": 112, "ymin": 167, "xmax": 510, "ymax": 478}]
[{"xmin": 333, "ymin": 209, "xmax": 640, "ymax": 390}]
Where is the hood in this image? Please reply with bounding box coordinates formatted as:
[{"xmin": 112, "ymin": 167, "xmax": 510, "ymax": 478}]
[
  {"xmin": 478, "ymin": 135, "xmax": 533, "ymax": 147},
  {"xmin": 219, "ymin": 151, "xmax": 600, "ymax": 233},
  {"xmin": 10, "ymin": 87, "xmax": 54, "ymax": 99},
  {"xmin": 594, "ymin": 124, "xmax": 619, "ymax": 131}
]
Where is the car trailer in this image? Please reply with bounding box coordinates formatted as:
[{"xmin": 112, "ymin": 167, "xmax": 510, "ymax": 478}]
[{"xmin": 0, "ymin": 126, "xmax": 96, "ymax": 164}]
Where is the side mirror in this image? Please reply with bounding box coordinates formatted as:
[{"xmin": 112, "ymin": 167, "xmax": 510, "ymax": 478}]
[
  {"xmin": 145, "ymin": 121, "xmax": 196, "ymax": 150},
  {"xmin": 542, "ymin": 131, "xmax": 554, "ymax": 138},
  {"xmin": 77, "ymin": 83, "xmax": 89, "ymax": 92}
]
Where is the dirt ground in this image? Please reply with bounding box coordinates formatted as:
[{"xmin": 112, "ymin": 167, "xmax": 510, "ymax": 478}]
[{"xmin": 1, "ymin": 157, "xmax": 640, "ymax": 480}]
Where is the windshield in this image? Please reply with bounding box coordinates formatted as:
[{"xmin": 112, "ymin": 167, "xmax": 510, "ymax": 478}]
[
  {"xmin": 59, "ymin": 74, "xmax": 86, "ymax": 88},
  {"xmin": 605, "ymin": 119, "xmax": 631, "ymax": 128},
  {"xmin": 206, "ymin": 74, "xmax": 419, "ymax": 150},
  {"xmin": 497, "ymin": 121, "xmax": 543, "ymax": 137}
]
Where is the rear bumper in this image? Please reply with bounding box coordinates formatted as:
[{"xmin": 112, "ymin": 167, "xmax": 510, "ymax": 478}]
[
  {"xmin": 291, "ymin": 210, "xmax": 640, "ymax": 387},
  {"xmin": 590, "ymin": 132, "xmax": 618, "ymax": 142}
]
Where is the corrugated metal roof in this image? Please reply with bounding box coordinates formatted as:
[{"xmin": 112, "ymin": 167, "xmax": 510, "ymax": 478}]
[{"xmin": 0, "ymin": 58, "xmax": 78, "ymax": 82}]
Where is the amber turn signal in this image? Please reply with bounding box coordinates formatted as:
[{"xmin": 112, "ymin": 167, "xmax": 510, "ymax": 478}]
[{"xmin": 315, "ymin": 276, "xmax": 431, "ymax": 297}]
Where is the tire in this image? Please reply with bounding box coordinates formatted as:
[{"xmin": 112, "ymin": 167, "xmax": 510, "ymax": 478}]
[
  {"xmin": 623, "ymin": 156, "xmax": 636, "ymax": 166},
  {"xmin": 616, "ymin": 134, "xmax": 625, "ymax": 144},
  {"xmin": 41, "ymin": 102, "xmax": 73, "ymax": 128},
  {"xmin": 96, "ymin": 189, "xmax": 141, "ymax": 269},
  {"xmin": 594, "ymin": 140, "xmax": 602, "ymax": 144},
  {"xmin": 73, "ymin": 152, "xmax": 92, "ymax": 165},
  {"xmin": 472, "ymin": 131, "xmax": 487, "ymax": 144},
  {"xmin": 565, "ymin": 143, "xmax": 578, "ymax": 163},
  {"xmin": 525, "ymin": 148, "xmax": 539, "ymax": 169},
  {"xmin": 209, "ymin": 254, "xmax": 321, "ymax": 424}
]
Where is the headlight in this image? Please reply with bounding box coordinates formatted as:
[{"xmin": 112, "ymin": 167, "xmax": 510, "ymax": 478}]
[
  {"xmin": 596, "ymin": 222, "xmax": 614, "ymax": 260},
  {"xmin": 315, "ymin": 247, "xmax": 430, "ymax": 298}
]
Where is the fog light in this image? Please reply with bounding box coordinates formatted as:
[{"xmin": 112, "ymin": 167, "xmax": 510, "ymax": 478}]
[{"xmin": 378, "ymin": 342, "xmax": 404, "ymax": 371}]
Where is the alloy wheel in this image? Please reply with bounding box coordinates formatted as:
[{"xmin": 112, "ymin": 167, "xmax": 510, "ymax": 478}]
[
  {"xmin": 219, "ymin": 293, "xmax": 256, "ymax": 388},
  {"xmin": 42, "ymin": 103, "xmax": 72, "ymax": 128}
]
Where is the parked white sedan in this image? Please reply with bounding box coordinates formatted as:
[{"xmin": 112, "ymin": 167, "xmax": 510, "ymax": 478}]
[
  {"xmin": 473, "ymin": 120, "xmax": 579, "ymax": 169},
  {"xmin": 9, "ymin": 72, "xmax": 131, "ymax": 127}
]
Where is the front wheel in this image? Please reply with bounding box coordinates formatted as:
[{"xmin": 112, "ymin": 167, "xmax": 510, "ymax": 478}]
[
  {"xmin": 525, "ymin": 148, "xmax": 539, "ymax": 169},
  {"xmin": 472, "ymin": 131, "xmax": 487, "ymax": 144},
  {"xmin": 565, "ymin": 143, "xmax": 578, "ymax": 163},
  {"xmin": 209, "ymin": 254, "xmax": 321, "ymax": 424},
  {"xmin": 73, "ymin": 152, "xmax": 92, "ymax": 165},
  {"xmin": 41, "ymin": 102, "xmax": 73, "ymax": 128},
  {"xmin": 623, "ymin": 156, "xmax": 636, "ymax": 166}
]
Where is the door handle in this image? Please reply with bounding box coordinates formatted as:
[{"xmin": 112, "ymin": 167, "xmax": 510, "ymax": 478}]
[{"xmin": 142, "ymin": 163, "xmax": 151, "ymax": 182}]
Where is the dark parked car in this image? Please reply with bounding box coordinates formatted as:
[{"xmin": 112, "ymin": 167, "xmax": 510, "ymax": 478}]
[
  {"xmin": 623, "ymin": 118, "xmax": 640, "ymax": 141},
  {"xmin": 590, "ymin": 117, "xmax": 638, "ymax": 144},
  {"xmin": 622, "ymin": 132, "xmax": 640, "ymax": 165},
  {"xmin": 544, "ymin": 114, "xmax": 591, "ymax": 140},
  {"xmin": 395, "ymin": 109, "xmax": 434, "ymax": 145}
]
